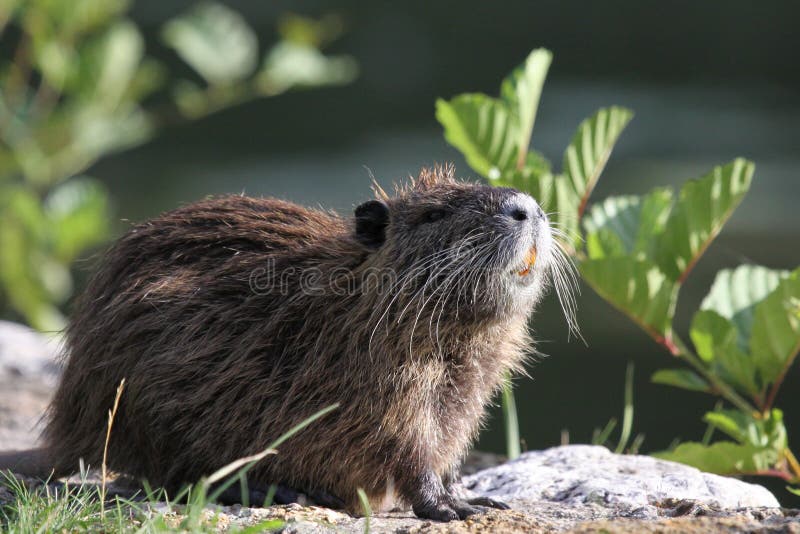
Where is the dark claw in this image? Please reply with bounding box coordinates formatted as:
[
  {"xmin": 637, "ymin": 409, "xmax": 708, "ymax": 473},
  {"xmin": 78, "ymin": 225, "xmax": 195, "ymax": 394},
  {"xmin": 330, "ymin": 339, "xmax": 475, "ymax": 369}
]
[
  {"xmin": 414, "ymin": 497, "xmax": 494, "ymax": 521},
  {"xmin": 412, "ymin": 501, "xmax": 459, "ymax": 522},
  {"xmin": 451, "ymin": 499, "xmax": 487, "ymax": 519},
  {"xmin": 465, "ymin": 496, "xmax": 510, "ymax": 510},
  {"xmin": 410, "ymin": 471, "xmax": 505, "ymax": 521}
]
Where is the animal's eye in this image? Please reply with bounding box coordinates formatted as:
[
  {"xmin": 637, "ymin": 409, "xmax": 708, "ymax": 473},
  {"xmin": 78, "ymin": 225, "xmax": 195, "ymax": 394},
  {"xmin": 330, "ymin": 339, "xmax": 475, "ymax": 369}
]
[{"xmin": 423, "ymin": 209, "xmax": 448, "ymax": 224}]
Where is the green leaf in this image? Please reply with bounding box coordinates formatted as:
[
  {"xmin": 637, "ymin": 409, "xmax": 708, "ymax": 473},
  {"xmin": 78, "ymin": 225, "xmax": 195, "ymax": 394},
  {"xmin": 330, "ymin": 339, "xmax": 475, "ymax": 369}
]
[
  {"xmin": 171, "ymin": 79, "xmax": 208, "ymax": 118},
  {"xmin": 653, "ymin": 441, "xmax": 778, "ymax": 475},
  {"xmin": 749, "ymin": 268, "xmax": 800, "ymax": 385},
  {"xmin": 499, "ymin": 48, "xmax": 552, "ymax": 169},
  {"xmin": 703, "ymin": 410, "xmax": 751, "ymax": 443},
  {"xmin": 256, "ymin": 42, "xmax": 358, "ymax": 97},
  {"xmin": 585, "ymin": 228, "xmax": 626, "ymax": 259},
  {"xmin": 584, "ymin": 195, "xmax": 644, "ymax": 255},
  {"xmin": 690, "ymin": 309, "xmax": 760, "ymax": 396},
  {"xmin": 557, "ymin": 106, "xmax": 633, "ymax": 246},
  {"xmin": 436, "ymin": 49, "xmax": 554, "ymax": 183},
  {"xmin": 436, "ymin": 94, "xmax": 521, "ymax": 178},
  {"xmin": 701, "ymin": 265, "xmax": 788, "ymax": 352},
  {"xmin": 44, "ymin": 177, "xmax": 111, "ymax": 262},
  {"xmin": 581, "ymin": 161, "xmax": 753, "ymax": 351},
  {"xmin": 560, "ymin": 106, "xmax": 633, "ymax": 216},
  {"xmin": 580, "ymin": 257, "xmax": 676, "ymax": 336},
  {"xmin": 651, "ymin": 369, "xmax": 710, "ymax": 392},
  {"xmin": 0, "ymin": 186, "xmax": 66, "ymax": 331},
  {"xmin": 655, "ymin": 409, "xmax": 787, "ymax": 476},
  {"xmin": 35, "ymin": 39, "xmax": 76, "ymax": 89},
  {"xmin": 69, "ymin": 105, "xmax": 153, "ymax": 163},
  {"xmin": 686, "ymin": 266, "xmax": 799, "ymax": 400},
  {"xmin": 703, "ymin": 408, "xmax": 787, "ymax": 450},
  {"xmin": 584, "ymin": 188, "xmax": 673, "ymax": 259},
  {"xmin": 656, "ymin": 159, "xmax": 754, "ymax": 281},
  {"xmin": 276, "ymin": 13, "xmax": 345, "ymax": 48},
  {"xmin": 162, "ymin": 2, "xmax": 258, "ymax": 85},
  {"xmin": 436, "ymin": 49, "xmax": 629, "ymax": 239},
  {"xmin": 44, "ymin": 0, "xmax": 130, "ymax": 39},
  {"xmin": 94, "ymin": 21, "xmax": 144, "ymax": 110}
]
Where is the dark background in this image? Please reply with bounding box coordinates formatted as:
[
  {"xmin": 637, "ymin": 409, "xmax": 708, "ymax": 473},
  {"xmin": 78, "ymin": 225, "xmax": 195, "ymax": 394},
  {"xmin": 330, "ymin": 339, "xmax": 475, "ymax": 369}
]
[{"xmin": 90, "ymin": 1, "xmax": 800, "ymax": 502}]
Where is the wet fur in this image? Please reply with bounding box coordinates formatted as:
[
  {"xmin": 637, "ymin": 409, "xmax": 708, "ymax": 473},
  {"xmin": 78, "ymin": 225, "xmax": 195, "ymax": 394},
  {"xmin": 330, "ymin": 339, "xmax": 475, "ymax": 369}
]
[{"xmin": 26, "ymin": 165, "xmax": 551, "ymax": 514}]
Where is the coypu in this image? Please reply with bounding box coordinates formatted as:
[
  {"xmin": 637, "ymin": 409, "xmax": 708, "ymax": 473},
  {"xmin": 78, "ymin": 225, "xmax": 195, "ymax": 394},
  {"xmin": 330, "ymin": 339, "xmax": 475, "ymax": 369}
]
[{"xmin": 0, "ymin": 164, "xmax": 575, "ymax": 521}]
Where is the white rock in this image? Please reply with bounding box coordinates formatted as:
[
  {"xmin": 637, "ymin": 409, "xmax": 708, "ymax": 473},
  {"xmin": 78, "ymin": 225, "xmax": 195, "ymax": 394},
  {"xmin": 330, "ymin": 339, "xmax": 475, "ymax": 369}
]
[
  {"xmin": 463, "ymin": 444, "xmax": 780, "ymax": 509},
  {"xmin": 0, "ymin": 320, "xmax": 62, "ymax": 381}
]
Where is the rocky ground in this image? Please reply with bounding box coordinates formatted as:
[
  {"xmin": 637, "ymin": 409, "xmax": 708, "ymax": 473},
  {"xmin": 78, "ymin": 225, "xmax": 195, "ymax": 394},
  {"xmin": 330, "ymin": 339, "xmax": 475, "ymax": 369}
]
[
  {"xmin": 0, "ymin": 321, "xmax": 60, "ymax": 450},
  {"xmin": 1, "ymin": 320, "xmax": 798, "ymax": 533}
]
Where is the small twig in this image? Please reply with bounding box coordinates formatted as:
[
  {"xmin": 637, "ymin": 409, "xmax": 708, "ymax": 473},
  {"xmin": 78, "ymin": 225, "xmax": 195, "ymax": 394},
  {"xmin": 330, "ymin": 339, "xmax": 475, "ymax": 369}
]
[{"xmin": 101, "ymin": 378, "xmax": 126, "ymax": 517}]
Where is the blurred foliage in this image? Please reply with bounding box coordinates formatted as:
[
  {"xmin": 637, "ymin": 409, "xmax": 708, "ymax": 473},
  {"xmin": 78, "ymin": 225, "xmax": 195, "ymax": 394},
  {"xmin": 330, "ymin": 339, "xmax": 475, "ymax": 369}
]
[
  {"xmin": 0, "ymin": 0, "xmax": 357, "ymax": 331},
  {"xmin": 438, "ymin": 48, "xmax": 800, "ymax": 486}
]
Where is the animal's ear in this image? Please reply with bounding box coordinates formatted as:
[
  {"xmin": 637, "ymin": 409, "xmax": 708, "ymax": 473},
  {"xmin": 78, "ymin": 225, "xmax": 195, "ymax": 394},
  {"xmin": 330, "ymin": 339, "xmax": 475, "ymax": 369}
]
[{"xmin": 354, "ymin": 200, "xmax": 389, "ymax": 248}]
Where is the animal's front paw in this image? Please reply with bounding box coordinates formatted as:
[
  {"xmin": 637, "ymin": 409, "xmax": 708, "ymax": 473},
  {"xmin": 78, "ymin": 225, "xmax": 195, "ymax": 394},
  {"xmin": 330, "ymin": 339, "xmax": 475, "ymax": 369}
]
[
  {"xmin": 413, "ymin": 500, "xmax": 459, "ymax": 521},
  {"xmin": 413, "ymin": 496, "xmax": 488, "ymax": 521}
]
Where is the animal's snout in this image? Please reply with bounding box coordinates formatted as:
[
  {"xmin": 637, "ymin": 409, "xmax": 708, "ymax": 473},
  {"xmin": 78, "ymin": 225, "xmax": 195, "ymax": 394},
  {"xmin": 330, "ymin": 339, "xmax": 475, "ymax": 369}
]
[{"xmin": 501, "ymin": 193, "xmax": 544, "ymax": 222}]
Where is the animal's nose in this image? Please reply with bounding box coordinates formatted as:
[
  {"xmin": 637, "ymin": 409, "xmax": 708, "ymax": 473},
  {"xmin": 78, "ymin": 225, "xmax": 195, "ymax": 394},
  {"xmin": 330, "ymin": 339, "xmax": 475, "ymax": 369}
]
[{"xmin": 501, "ymin": 194, "xmax": 544, "ymax": 222}]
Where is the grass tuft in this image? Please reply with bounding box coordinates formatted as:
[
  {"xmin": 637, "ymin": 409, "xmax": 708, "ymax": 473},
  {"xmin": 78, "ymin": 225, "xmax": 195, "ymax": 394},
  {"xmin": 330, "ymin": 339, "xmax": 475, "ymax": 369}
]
[{"xmin": 1, "ymin": 404, "xmax": 339, "ymax": 533}]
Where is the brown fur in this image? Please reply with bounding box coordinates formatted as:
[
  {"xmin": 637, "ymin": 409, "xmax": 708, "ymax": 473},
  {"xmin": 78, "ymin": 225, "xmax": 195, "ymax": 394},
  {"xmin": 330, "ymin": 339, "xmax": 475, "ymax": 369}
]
[{"xmin": 19, "ymin": 165, "xmax": 553, "ymax": 514}]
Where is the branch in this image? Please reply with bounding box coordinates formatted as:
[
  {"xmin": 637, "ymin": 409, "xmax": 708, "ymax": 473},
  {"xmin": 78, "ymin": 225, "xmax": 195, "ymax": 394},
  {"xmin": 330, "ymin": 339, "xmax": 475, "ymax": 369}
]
[{"xmin": 763, "ymin": 340, "xmax": 800, "ymax": 413}]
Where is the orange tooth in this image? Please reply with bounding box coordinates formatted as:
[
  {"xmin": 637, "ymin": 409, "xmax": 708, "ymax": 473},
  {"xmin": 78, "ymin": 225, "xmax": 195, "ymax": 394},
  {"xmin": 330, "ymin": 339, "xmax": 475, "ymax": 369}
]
[{"xmin": 517, "ymin": 247, "xmax": 537, "ymax": 276}]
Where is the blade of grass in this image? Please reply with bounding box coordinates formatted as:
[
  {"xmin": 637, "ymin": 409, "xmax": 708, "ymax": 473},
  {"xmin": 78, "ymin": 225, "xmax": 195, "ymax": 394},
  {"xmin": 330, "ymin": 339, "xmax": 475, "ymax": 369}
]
[
  {"xmin": 615, "ymin": 362, "xmax": 634, "ymax": 453},
  {"xmin": 207, "ymin": 403, "xmax": 339, "ymax": 502},
  {"xmin": 357, "ymin": 488, "xmax": 372, "ymax": 534},
  {"xmin": 501, "ymin": 379, "xmax": 520, "ymax": 459},
  {"xmin": 592, "ymin": 418, "xmax": 617, "ymax": 445},
  {"xmin": 629, "ymin": 433, "xmax": 646, "ymax": 455}
]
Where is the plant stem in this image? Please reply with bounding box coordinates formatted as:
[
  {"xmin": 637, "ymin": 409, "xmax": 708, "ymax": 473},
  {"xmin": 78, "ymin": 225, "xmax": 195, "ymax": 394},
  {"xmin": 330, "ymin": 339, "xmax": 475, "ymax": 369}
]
[
  {"xmin": 501, "ymin": 378, "xmax": 521, "ymax": 460},
  {"xmin": 785, "ymin": 448, "xmax": 800, "ymax": 482},
  {"xmin": 668, "ymin": 335, "xmax": 757, "ymax": 414},
  {"xmin": 763, "ymin": 340, "xmax": 800, "ymax": 413}
]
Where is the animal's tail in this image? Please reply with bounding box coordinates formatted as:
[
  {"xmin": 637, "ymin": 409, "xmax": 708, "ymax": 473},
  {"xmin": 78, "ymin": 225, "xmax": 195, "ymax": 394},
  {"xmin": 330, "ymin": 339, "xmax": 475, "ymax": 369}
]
[{"xmin": 0, "ymin": 448, "xmax": 64, "ymax": 480}]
